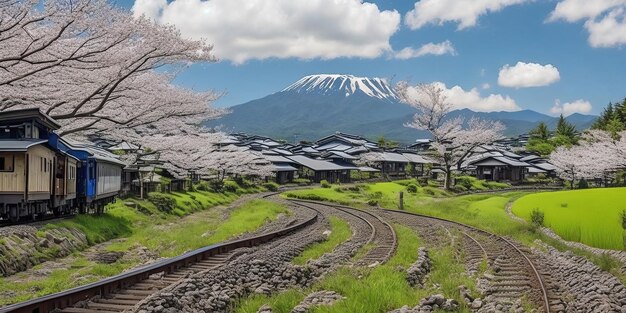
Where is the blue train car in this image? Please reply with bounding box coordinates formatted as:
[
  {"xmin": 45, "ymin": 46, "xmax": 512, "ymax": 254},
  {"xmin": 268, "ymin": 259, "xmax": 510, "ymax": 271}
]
[{"xmin": 49, "ymin": 134, "xmax": 125, "ymax": 213}]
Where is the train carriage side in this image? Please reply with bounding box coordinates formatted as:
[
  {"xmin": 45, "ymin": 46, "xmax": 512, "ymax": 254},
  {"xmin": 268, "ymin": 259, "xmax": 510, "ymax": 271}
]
[
  {"xmin": 54, "ymin": 137, "xmax": 126, "ymax": 213},
  {"xmin": 0, "ymin": 140, "xmax": 55, "ymax": 221}
]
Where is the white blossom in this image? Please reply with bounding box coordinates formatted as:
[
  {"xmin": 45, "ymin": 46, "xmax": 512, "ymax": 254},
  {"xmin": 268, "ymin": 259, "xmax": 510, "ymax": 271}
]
[{"xmin": 396, "ymin": 82, "xmax": 505, "ymax": 188}]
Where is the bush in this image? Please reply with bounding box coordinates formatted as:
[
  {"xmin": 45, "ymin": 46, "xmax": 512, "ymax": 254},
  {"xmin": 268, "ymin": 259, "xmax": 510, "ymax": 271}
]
[
  {"xmin": 455, "ymin": 176, "xmax": 474, "ymax": 190},
  {"xmin": 233, "ymin": 177, "xmax": 254, "ymax": 188},
  {"xmin": 530, "ymin": 209, "xmax": 544, "ymax": 227},
  {"xmin": 370, "ymin": 191, "xmax": 383, "ymax": 199},
  {"xmin": 262, "ymin": 181, "xmax": 280, "ymax": 192},
  {"xmin": 207, "ymin": 180, "xmax": 224, "ymax": 192},
  {"xmin": 320, "ymin": 180, "xmax": 331, "ymax": 188},
  {"xmin": 406, "ymin": 183, "xmax": 419, "ymax": 193},
  {"xmin": 577, "ymin": 179, "xmax": 589, "ymax": 189},
  {"xmin": 449, "ymin": 185, "xmax": 468, "ymax": 193},
  {"xmin": 224, "ymin": 180, "xmax": 241, "ymax": 193},
  {"xmin": 367, "ymin": 199, "xmax": 378, "ymax": 206},
  {"xmin": 620, "ymin": 210, "xmax": 626, "ymax": 230},
  {"xmin": 293, "ymin": 178, "xmax": 311, "ymax": 186},
  {"xmin": 148, "ymin": 193, "xmax": 176, "ymax": 213}
]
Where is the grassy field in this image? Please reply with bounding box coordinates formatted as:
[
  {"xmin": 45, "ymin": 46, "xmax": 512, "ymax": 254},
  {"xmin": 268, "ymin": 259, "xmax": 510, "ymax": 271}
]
[
  {"xmin": 512, "ymin": 188, "xmax": 626, "ymax": 250},
  {"xmin": 292, "ymin": 216, "xmax": 351, "ymax": 265},
  {"xmin": 285, "ymin": 182, "xmax": 626, "ymax": 284},
  {"xmin": 234, "ymin": 225, "xmax": 479, "ymax": 313},
  {"xmin": 284, "ymin": 182, "xmax": 533, "ymax": 241},
  {"xmin": 0, "ymin": 195, "xmax": 286, "ymax": 306},
  {"xmin": 107, "ymin": 198, "xmax": 291, "ymax": 257}
]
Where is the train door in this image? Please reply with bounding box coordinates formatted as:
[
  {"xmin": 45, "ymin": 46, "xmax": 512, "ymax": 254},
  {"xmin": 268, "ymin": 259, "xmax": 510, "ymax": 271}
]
[
  {"xmin": 87, "ymin": 160, "xmax": 96, "ymax": 200},
  {"xmin": 54, "ymin": 155, "xmax": 66, "ymax": 196}
]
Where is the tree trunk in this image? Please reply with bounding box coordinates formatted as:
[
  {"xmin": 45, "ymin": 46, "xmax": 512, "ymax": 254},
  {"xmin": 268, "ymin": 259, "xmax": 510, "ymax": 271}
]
[
  {"xmin": 444, "ymin": 165, "xmax": 452, "ymax": 190},
  {"xmin": 140, "ymin": 172, "xmax": 144, "ymax": 199}
]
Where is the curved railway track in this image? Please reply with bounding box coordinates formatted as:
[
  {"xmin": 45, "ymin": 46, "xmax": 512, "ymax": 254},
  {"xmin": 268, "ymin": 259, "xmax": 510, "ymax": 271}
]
[
  {"xmin": 378, "ymin": 208, "xmax": 551, "ymax": 313},
  {"xmin": 288, "ymin": 199, "xmax": 397, "ymax": 266},
  {"xmin": 0, "ymin": 195, "xmax": 319, "ymax": 313},
  {"xmin": 285, "ymin": 199, "xmax": 550, "ymax": 312}
]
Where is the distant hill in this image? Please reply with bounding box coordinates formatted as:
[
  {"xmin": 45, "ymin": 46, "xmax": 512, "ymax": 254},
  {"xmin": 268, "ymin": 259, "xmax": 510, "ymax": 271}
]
[{"xmin": 206, "ymin": 74, "xmax": 598, "ymax": 144}]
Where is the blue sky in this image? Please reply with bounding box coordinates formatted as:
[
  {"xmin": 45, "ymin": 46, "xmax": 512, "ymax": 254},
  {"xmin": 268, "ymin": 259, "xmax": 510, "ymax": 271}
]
[{"xmin": 115, "ymin": 0, "xmax": 626, "ymax": 116}]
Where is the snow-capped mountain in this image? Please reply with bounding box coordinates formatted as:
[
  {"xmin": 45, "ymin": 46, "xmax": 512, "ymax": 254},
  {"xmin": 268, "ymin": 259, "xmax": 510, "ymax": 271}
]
[
  {"xmin": 206, "ymin": 74, "xmax": 597, "ymax": 143},
  {"xmin": 282, "ymin": 74, "xmax": 398, "ymax": 101}
]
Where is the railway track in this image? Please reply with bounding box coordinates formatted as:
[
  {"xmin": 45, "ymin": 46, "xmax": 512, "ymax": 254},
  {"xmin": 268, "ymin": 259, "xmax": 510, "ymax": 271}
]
[
  {"xmin": 0, "ymin": 197, "xmax": 319, "ymax": 313},
  {"xmin": 288, "ymin": 199, "xmax": 397, "ymax": 266},
  {"xmin": 285, "ymin": 199, "xmax": 551, "ymax": 312},
  {"xmin": 377, "ymin": 208, "xmax": 552, "ymax": 313}
]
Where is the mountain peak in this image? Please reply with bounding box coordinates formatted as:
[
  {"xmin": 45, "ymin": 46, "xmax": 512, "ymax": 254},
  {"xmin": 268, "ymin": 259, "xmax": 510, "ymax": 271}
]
[{"xmin": 282, "ymin": 74, "xmax": 398, "ymax": 100}]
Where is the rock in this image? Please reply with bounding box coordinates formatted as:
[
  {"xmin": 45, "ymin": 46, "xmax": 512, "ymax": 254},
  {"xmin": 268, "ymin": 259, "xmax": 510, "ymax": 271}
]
[
  {"xmin": 406, "ymin": 248, "xmax": 431, "ymax": 288},
  {"xmin": 471, "ymin": 298, "xmax": 483, "ymax": 309}
]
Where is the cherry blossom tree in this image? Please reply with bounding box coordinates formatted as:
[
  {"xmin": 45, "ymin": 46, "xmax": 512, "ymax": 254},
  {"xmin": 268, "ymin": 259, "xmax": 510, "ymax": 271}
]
[
  {"xmin": 0, "ymin": 0, "xmax": 230, "ymax": 176},
  {"xmin": 204, "ymin": 146, "xmax": 274, "ymax": 181},
  {"xmin": 550, "ymin": 130, "xmax": 625, "ymax": 188},
  {"xmin": 396, "ymin": 82, "xmax": 505, "ymax": 189}
]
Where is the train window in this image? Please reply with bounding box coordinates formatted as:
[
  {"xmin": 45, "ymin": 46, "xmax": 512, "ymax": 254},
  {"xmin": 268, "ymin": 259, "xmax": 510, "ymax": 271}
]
[
  {"xmin": 0, "ymin": 155, "xmax": 13, "ymax": 172},
  {"xmin": 41, "ymin": 157, "xmax": 43, "ymax": 171}
]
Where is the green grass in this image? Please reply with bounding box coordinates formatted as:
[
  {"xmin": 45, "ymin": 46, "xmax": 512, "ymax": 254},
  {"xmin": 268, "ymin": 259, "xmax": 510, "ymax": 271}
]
[
  {"xmin": 292, "ymin": 217, "xmax": 351, "ymax": 265},
  {"xmin": 0, "ymin": 256, "xmax": 135, "ymax": 306},
  {"xmin": 234, "ymin": 225, "xmax": 478, "ymax": 313},
  {"xmin": 106, "ymin": 199, "xmax": 290, "ymax": 257},
  {"xmin": 512, "ymin": 188, "xmax": 626, "ymax": 250}
]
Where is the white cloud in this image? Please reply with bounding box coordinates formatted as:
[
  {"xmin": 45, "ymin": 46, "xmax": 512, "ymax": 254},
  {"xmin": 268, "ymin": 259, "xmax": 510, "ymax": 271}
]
[
  {"xmin": 550, "ymin": 99, "xmax": 593, "ymax": 116},
  {"xmin": 498, "ymin": 62, "xmax": 560, "ymax": 88},
  {"xmin": 132, "ymin": 0, "xmax": 401, "ymax": 64},
  {"xmin": 482, "ymin": 83, "xmax": 491, "ymax": 90},
  {"xmin": 585, "ymin": 8, "xmax": 626, "ymax": 47},
  {"xmin": 548, "ymin": 0, "xmax": 626, "ymax": 22},
  {"xmin": 433, "ymin": 82, "xmax": 520, "ymax": 112},
  {"xmin": 404, "ymin": 0, "xmax": 529, "ymax": 30},
  {"xmin": 394, "ymin": 41, "xmax": 456, "ymax": 59},
  {"xmin": 548, "ymin": 0, "xmax": 626, "ymax": 48}
]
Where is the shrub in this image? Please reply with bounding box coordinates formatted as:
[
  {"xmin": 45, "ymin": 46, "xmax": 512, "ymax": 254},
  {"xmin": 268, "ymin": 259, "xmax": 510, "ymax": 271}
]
[
  {"xmin": 262, "ymin": 181, "xmax": 280, "ymax": 192},
  {"xmin": 367, "ymin": 199, "xmax": 378, "ymax": 206},
  {"xmin": 293, "ymin": 178, "xmax": 311, "ymax": 186},
  {"xmin": 406, "ymin": 183, "xmax": 419, "ymax": 193},
  {"xmin": 333, "ymin": 187, "xmax": 344, "ymax": 193},
  {"xmin": 449, "ymin": 185, "xmax": 468, "ymax": 193},
  {"xmin": 223, "ymin": 180, "xmax": 241, "ymax": 193},
  {"xmin": 423, "ymin": 187, "xmax": 436, "ymax": 196},
  {"xmin": 455, "ymin": 176, "xmax": 473, "ymax": 190},
  {"xmin": 148, "ymin": 193, "xmax": 176, "ymax": 213},
  {"xmin": 207, "ymin": 180, "xmax": 223, "ymax": 192},
  {"xmin": 370, "ymin": 191, "xmax": 383, "ymax": 199},
  {"xmin": 620, "ymin": 210, "xmax": 626, "ymax": 230},
  {"xmin": 320, "ymin": 180, "xmax": 331, "ymax": 188},
  {"xmin": 577, "ymin": 179, "xmax": 589, "ymax": 189},
  {"xmin": 560, "ymin": 203, "xmax": 568, "ymax": 208},
  {"xmin": 232, "ymin": 177, "xmax": 254, "ymax": 188},
  {"xmin": 530, "ymin": 209, "xmax": 544, "ymax": 227}
]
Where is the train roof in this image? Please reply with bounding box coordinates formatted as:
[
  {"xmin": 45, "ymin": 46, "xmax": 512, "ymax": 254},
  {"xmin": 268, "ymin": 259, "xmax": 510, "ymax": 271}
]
[
  {"xmin": 0, "ymin": 108, "xmax": 61, "ymax": 130},
  {"xmin": 0, "ymin": 139, "xmax": 47, "ymax": 152},
  {"xmin": 60, "ymin": 138, "xmax": 127, "ymax": 166}
]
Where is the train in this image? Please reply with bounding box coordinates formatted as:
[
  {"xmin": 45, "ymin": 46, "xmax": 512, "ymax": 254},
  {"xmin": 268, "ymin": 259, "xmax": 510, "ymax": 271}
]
[{"xmin": 0, "ymin": 108, "xmax": 126, "ymax": 222}]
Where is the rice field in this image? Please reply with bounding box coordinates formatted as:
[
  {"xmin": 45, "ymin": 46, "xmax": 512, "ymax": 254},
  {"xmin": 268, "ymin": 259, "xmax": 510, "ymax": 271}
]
[{"xmin": 511, "ymin": 188, "xmax": 626, "ymax": 250}]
